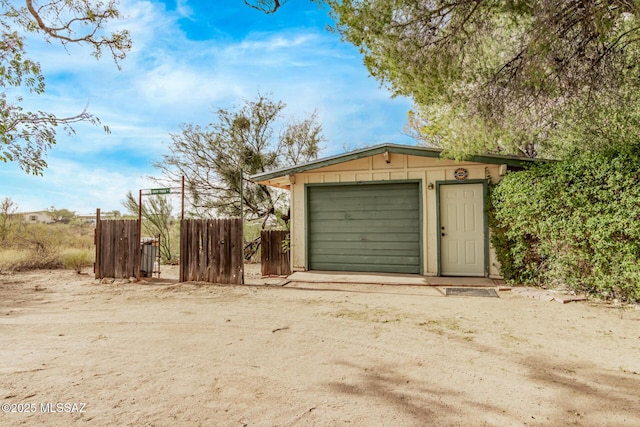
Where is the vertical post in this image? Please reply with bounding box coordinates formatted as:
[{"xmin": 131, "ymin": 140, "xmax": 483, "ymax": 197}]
[
  {"xmin": 181, "ymin": 175, "xmax": 185, "ymax": 221},
  {"xmin": 156, "ymin": 233, "xmax": 161, "ymax": 279},
  {"xmin": 180, "ymin": 176, "xmax": 185, "ymax": 282},
  {"xmin": 138, "ymin": 189, "xmax": 142, "ymax": 280},
  {"xmin": 94, "ymin": 208, "xmax": 101, "ymax": 279},
  {"xmin": 240, "ymin": 169, "xmax": 245, "ymax": 284}
]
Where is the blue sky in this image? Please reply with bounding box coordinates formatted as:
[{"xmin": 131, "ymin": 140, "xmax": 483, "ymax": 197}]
[{"xmin": 1, "ymin": 0, "xmax": 415, "ymax": 214}]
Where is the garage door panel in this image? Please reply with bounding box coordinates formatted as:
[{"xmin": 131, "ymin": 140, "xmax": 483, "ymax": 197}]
[
  {"xmin": 310, "ymin": 247, "xmax": 420, "ymax": 258},
  {"xmin": 311, "ymin": 261, "xmax": 421, "ymax": 274},
  {"xmin": 308, "ymin": 183, "xmax": 421, "ymax": 274},
  {"xmin": 309, "ymin": 210, "xmax": 420, "ymax": 221},
  {"xmin": 311, "ymin": 236, "xmax": 419, "ymax": 246},
  {"xmin": 313, "ymin": 233, "xmax": 420, "ymax": 249},
  {"xmin": 312, "ymin": 255, "xmax": 421, "ymax": 265},
  {"xmin": 310, "ymin": 224, "xmax": 420, "ymax": 233},
  {"xmin": 309, "ymin": 234, "xmax": 420, "ymax": 243},
  {"xmin": 310, "ymin": 184, "xmax": 416, "ymax": 195},
  {"xmin": 311, "ymin": 221, "xmax": 421, "ymax": 232},
  {"xmin": 313, "ymin": 220, "xmax": 418, "ymax": 226},
  {"xmin": 312, "ymin": 253, "xmax": 420, "ymax": 263},
  {"xmin": 310, "ymin": 194, "xmax": 411, "ymax": 204},
  {"xmin": 309, "ymin": 202, "xmax": 419, "ymax": 214},
  {"xmin": 310, "ymin": 192, "xmax": 418, "ymax": 202},
  {"xmin": 309, "ymin": 234, "xmax": 420, "ymax": 247},
  {"xmin": 311, "ymin": 198, "xmax": 417, "ymax": 206}
]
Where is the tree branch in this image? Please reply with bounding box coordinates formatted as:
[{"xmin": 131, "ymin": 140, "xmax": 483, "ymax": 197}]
[{"xmin": 244, "ymin": 0, "xmax": 285, "ymax": 14}]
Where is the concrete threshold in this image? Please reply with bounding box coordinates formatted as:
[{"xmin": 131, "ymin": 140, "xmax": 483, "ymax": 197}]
[{"xmin": 285, "ymin": 270, "xmax": 497, "ymax": 287}]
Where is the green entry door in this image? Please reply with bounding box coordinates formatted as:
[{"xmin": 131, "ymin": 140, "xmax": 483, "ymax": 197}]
[{"xmin": 307, "ymin": 182, "xmax": 421, "ymax": 273}]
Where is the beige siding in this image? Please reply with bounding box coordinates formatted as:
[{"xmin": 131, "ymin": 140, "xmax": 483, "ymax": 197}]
[
  {"xmin": 22, "ymin": 211, "xmax": 54, "ymax": 223},
  {"xmin": 289, "ymin": 153, "xmax": 504, "ymax": 277}
]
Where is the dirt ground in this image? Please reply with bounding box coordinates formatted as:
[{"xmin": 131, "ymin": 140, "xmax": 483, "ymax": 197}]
[{"xmin": 1, "ymin": 265, "xmax": 639, "ymax": 427}]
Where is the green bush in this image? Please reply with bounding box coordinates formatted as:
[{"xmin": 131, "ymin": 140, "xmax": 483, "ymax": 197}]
[{"xmin": 490, "ymin": 144, "xmax": 640, "ymax": 302}]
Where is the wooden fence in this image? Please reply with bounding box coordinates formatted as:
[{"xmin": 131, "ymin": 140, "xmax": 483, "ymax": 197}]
[
  {"xmin": 95, "ymin": 219, "xmax": 140, "ymax": 279},
  {"xmin": 261, "ymin": 229, "xmax": 291, "ymax": 276},
  {"xmin": 180, "ymin": 218, "xmax": 244, "ymax": 284}
]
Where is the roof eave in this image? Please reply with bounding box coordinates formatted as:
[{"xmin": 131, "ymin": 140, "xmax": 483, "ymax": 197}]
[{"xmin": 250, "ymin": 143, "xmax": 546, "ymax": 183}]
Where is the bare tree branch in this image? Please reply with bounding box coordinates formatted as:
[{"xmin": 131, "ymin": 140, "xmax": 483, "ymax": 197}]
[{"xmin": 244, "ymin": 0, "xmax": 286, "ymax": 14}]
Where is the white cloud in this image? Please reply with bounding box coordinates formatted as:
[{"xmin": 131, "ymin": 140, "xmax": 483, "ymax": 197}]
[
  {"xmin": 176, "ymin": 0, "xmax": 194, "ymax": 19},
  {"xmin": 236, "ymin": 33, "xmax": 316, "ymax": 52},
  {"xmin": 1, "ymin": 1, "xmax": 416, "ymax": 213}
]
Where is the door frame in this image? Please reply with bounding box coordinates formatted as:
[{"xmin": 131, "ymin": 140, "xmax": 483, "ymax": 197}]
[
  {"xmin": 435, "ymin": 179, "xmax": 489, "ymax": 277},
  {"xmin": 304, "ymin": 180, "xmax": 423, "ymax": 274}
]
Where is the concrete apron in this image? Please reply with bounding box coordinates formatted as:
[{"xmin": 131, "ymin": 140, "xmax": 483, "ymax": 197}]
[{"xmin": 285, "ymin": 271, "xmax": 497, "ymax": 287}]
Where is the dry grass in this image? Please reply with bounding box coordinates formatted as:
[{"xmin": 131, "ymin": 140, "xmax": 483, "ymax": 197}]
[
  {"xmin": 416, "ymin": 317, "xmax": 477, "ymax": 340},
  {"xmin": 329, "ymin": 307, "xmax": 401, "ymax": 324},
  {"xmin": 61, "ymin": 248, "xmax": 94, "ymax": 272},
  {"xmin": 0, "ymin": 249, "xmax": 63, "ymax": 272},
  {"xmin": 0, "ymin": 249, "xmax": 29, "ymax": 271},
  {"xmin": 0, "ymin": 222, "xmax": 95, "ymax": 273}
]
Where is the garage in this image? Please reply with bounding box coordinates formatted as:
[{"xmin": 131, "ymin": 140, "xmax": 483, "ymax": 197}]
[
  {"xmin": 307, "ymin": 182, "xmax": 421, "ymax": 274},
  {"xmin": 251, "ymin": 143, "xmax": 541, "ymax": 278}
]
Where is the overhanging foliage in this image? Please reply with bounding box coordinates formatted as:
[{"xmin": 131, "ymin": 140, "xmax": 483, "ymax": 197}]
[
  {"xmin": 324, "ymin": 0, "xmax": 640, "ymax": 158},
  {"xmin": 0, "ymin": 0, "xmax": 131, "ymax": 175}
]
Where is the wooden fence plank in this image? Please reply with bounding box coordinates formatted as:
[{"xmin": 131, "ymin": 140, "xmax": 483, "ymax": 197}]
[
  {"xmin": 231, "ymin": 219, "xmax": 240, "ymax": 283},
  {"xmin": 220, "ymin": 219, "xmax": 228, "ymax": 283},
  {"xmin": 179, "ymin": 218, "xmax": 243, "ymax": 284},
  {"xmin": 261, "ymin": 230, "xmax": 291, "ymax": 276},
  {"xmin": 211, "ymin": 220, "xmax": 218, "ymax": 283},
  {"xmin": 190, "ymin": 219, "xmax": 198, "ymax": 281},
  {"xmin": 95, "ymin": 219, "xmax": 140, "ymax": 279},
  {"xmin": 179, "ymin": 219, "xmax": 188, "ymax": 282},
  {"xmin": 210, "ymin": 220, "xmax": 219, "ymax": 282}
]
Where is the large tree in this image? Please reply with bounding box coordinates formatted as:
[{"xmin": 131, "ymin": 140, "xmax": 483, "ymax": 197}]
[
  {"xmin": 321, "ymin": 0, "xmax": 640, "ymax": 158},
  {"xmin": 156, "ymin": 94, "xmax": 323, "ymax": 227},
  {"xmin": 0, "ymin": 0, "xmax": 131, "ymax": 175}
]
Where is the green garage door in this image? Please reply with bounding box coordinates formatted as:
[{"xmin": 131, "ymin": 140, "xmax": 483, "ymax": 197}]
[{"xmin": 307, "ymin": 182, "xmax": 421, "ymax": 273}]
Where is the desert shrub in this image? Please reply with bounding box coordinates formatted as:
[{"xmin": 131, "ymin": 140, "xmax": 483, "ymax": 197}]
[
  {"xmin": 65, "ymin": 225, "xmax": 95, "ymax": 249},
  {"xmin": 490, "ymin": 144, "xmax": 640, "ymax": 302},
  {"xmin": 12, "ymin": 223, "xmax": 65, "ymax": 255},
  {"xmin": 62, "ymin": 249, "xmax": 94, "ymax": 272},
  {"xmin": 0, "ymin": 249, "xmax": 63, "ymax": 272},
  {"xmin": 0, "ymin": 222, "xmax": 93, "ymax": 272}
]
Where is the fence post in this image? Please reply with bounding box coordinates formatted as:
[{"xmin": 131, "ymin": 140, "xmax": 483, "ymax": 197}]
[{"xmin": 94, "ymin": 208, "xmax": 101, "ymax": 279}]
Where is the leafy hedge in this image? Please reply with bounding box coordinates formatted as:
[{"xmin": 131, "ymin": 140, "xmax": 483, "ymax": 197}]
[{"xmin": 490, "ymin": 145, "xmax": 640, "ymax": 302}]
